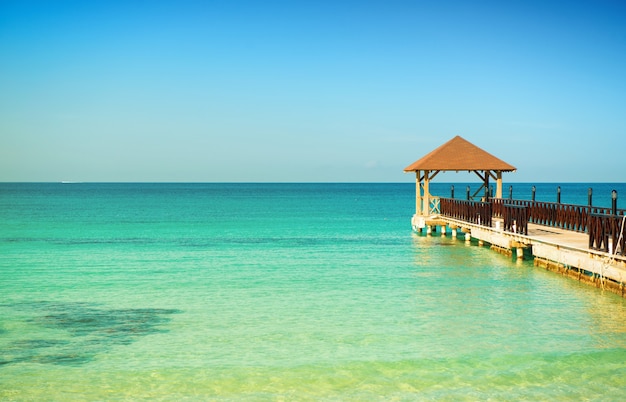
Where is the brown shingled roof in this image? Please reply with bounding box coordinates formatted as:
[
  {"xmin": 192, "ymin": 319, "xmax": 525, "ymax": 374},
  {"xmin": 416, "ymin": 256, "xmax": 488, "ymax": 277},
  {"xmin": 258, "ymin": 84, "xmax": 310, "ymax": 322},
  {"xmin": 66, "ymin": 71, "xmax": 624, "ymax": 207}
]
[{"xmin": 403, "ymin": 135, "xmax": 516, "ymax": 172}]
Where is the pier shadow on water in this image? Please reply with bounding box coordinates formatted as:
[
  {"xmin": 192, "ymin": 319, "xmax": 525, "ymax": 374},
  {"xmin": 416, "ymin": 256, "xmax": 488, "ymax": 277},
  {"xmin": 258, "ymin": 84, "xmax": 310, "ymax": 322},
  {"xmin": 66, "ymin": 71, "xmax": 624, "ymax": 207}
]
[{"xmin": 0, "ymin": 301, "xmax": 181, "ymax": 367}]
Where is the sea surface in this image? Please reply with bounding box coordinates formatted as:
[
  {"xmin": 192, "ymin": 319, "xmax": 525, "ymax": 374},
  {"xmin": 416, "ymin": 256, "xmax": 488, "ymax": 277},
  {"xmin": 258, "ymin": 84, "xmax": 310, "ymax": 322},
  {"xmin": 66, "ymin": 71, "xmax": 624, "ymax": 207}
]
[{"xmin": 1, "ymin": 182, "xmax": 626, "ymax": 401}]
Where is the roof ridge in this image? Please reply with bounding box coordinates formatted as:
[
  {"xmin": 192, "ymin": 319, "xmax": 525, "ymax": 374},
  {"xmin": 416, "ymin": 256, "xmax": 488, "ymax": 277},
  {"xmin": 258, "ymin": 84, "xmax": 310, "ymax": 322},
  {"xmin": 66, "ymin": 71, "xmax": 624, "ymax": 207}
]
[{"xmin": 404, "ymin": 136, "xmax": 516, "ymax": 172}]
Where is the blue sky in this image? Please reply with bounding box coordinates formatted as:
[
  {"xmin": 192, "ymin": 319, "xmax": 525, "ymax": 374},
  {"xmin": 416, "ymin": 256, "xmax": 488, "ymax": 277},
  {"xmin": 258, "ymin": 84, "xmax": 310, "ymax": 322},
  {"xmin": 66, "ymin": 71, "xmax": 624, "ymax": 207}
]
[{"xmin": 1, "ymin": 0, "xmax": 624, "ymax": 182}]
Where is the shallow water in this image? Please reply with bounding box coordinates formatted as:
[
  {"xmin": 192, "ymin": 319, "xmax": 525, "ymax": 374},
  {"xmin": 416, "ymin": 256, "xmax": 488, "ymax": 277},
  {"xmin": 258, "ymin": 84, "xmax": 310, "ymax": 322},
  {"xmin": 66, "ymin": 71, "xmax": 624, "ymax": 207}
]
[{"xmin": 1, "ymin": 183, "xmax": 625, "ymax": 400}]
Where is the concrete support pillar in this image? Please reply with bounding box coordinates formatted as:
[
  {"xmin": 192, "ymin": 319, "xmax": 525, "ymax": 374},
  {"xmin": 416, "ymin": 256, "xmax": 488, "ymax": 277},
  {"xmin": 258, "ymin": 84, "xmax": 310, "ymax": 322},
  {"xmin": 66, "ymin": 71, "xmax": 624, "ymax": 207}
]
[
  {"xmin": 441, "ymin": 225, "xmax": 446, "ymax": 236},
  {"xmin": 517, "ymin": 247, "xmax": 524, "ymax": 260},
  {"xmin": 478, "ymin": 240, "xmax": 484, "ymax": 246},
  {"xmin": 426, "ymin": 225, "xmax": 432, "ymax": 235},
  {"xmin": 451, "ymin": 229, "xmax": 457, "ymax": 238},
  {"xmin": 465, "ymin": 233, "xmax": 471, "ymax": 242}
]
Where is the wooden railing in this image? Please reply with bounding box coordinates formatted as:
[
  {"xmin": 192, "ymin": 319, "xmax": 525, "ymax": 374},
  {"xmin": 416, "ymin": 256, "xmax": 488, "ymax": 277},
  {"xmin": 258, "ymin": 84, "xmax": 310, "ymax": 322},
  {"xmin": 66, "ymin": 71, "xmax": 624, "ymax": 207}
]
[
  {"xmin": 430, "ymin": 197, "xmax": 441, "ymax": 215},
  {"xmin": 416, "ymin": 197, "xmax": 442, "ymax": 215},
  {"xmin": 492, "ymin": 199, "xmax": 624, "ymax": 233},
  {"xmin": 588, "ymin": 214, "xmax": 626, "ymax": 256},
  {"xmin": 502, "ymin": 204, "xmax": 529, "ymax": 235},
  {"xmin": 441, "ymin": 197, "xmax": 626, "ymax": 255},
  {"xmin": 440, "ymin": 198, "xmax": 492, "ymax": 227}
]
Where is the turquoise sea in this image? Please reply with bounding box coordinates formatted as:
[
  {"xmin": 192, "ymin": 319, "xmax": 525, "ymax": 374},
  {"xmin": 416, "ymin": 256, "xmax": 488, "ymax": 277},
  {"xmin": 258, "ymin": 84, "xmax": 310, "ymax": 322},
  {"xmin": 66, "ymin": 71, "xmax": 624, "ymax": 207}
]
[{"xmin": 1, "ymin": 182, "xmax": 626, "ymax": 401}]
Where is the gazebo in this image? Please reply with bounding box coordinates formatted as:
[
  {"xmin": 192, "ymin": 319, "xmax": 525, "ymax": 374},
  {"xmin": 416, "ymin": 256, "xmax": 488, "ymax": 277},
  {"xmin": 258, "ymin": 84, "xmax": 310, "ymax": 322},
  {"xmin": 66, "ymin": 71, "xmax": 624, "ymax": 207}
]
[{"xmin": 404, "ymin": 135, "xmax": 516, "ymax": 217}]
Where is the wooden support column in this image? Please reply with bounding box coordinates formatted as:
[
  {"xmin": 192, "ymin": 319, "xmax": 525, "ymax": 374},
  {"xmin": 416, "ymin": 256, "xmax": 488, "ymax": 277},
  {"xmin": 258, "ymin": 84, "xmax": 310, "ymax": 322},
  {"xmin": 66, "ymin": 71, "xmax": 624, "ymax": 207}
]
[
  {"xmin": 415, "ymin": 170, "xmax": 422, "ymax": 216},
  {"xmin": 423, "ymin": 170, "xmax": 430, "ymax": 216},
  {"xmin": 496, "ymin": 171, "xmax": 503, "ymax": 199},
  {"xmin": 415, "ymin": 170, "xmax": 422, "ymax": 215}
]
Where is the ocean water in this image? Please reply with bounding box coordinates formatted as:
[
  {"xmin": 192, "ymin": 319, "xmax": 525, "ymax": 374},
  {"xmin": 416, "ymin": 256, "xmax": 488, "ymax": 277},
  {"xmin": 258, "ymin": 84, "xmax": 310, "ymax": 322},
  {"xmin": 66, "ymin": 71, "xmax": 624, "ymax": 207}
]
[
  {"xmin": 1, "ymin": 182, "xmax": 626, "ymax": 401},
  {"xmin": 437, "ymin": 182, "xmax": 626, "ymax": 208}
]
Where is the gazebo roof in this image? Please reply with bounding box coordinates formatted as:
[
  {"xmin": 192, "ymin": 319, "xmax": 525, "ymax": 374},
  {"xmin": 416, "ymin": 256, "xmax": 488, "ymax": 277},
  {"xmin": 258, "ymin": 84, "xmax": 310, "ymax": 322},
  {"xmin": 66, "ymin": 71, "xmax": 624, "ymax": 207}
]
[{"xmin": 403, "ymin": 135, "xmax": 516, "ymax": 172}]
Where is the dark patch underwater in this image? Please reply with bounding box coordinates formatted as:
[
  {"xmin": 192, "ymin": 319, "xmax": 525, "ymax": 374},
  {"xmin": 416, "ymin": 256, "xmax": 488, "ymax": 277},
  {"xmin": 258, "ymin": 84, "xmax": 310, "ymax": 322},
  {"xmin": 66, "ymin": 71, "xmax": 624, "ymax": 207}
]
[{"xmin": 1, "ymin": 301, "xmax": 181, "ymax": 367}]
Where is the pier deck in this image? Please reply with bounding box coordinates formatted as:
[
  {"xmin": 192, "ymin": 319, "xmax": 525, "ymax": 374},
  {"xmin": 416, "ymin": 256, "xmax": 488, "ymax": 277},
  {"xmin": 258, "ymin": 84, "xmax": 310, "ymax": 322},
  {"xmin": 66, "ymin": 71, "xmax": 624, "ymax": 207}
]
[
  {"xmin": 418, "ymin": 214, "xmax": 626, "ymax": 297},
  {"xmin": 516, "ymin": 221, "xmax": 589, "ymax": 250}
]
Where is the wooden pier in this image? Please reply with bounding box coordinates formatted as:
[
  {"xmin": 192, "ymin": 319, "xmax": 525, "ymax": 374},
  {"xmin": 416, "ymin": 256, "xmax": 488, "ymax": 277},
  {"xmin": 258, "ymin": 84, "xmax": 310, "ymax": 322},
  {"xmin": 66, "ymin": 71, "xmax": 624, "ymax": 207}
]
[
  {"xmin": 413, "ymin": 210, "xmax": 626, "ymax": 297},
  {"xmin": 404, "ymin": 136, "xmax": 626, "ymax": 297}
]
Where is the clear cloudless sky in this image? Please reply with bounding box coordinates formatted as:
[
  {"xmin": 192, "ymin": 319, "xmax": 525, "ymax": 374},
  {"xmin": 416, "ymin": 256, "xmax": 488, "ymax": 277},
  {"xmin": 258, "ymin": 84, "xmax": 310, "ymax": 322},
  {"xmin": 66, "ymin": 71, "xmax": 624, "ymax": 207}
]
[{"xmin": 1, "ymin": 0, "xmax": 625, "ymax": 182}]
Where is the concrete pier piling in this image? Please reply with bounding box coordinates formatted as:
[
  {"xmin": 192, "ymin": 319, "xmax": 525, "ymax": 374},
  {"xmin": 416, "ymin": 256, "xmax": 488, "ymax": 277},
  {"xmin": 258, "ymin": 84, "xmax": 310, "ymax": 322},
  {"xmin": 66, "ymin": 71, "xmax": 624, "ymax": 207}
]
[{"xmin": 428, "ymin": 216, "xmax": 626, "ymax": 298}]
